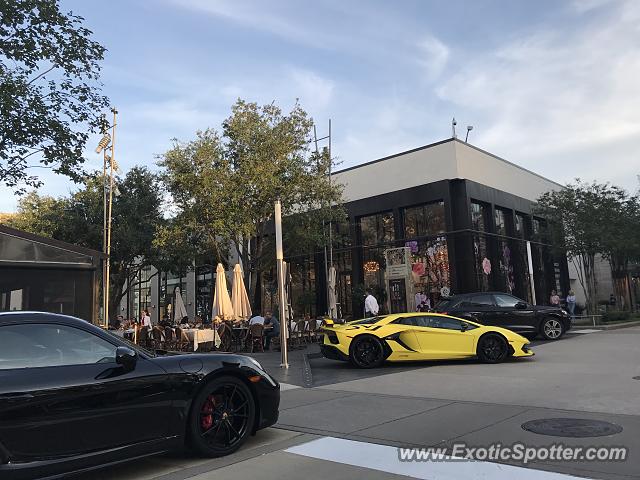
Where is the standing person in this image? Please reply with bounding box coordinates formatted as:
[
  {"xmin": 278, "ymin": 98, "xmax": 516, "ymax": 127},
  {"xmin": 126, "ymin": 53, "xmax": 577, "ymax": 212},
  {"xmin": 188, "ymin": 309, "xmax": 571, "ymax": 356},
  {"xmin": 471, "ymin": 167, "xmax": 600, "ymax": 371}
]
[
  {"xmin": 414, "ymin": 290, "xmax": 427, "ymax": 312},
  {"xmin": 566, "ymin": 290, "xmax": 576, "ymax": 319},
  {"xmin": 263, "ymin": 313, "xmax": 280, "ymax": 350},
  {"xmin": 364, "ymin": 288, "xmax": 379, "ymax": 318},
  {"xmin": 141, "ymin": 309, "xmax": 151, "ymax": 328},
  {"xmin": 549, "ymin": 290, "xmax": 560, "ymax": 307}
]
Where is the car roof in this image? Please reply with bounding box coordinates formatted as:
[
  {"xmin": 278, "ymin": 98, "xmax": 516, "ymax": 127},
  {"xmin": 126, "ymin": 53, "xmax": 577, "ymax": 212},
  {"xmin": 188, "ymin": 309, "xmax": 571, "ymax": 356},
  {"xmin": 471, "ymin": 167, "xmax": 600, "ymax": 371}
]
[
  {"xmin": 442, "ymin": 292, "xmax": 517, "ymax": 299},
  {"xmin": 0, "ymin": 311, "xmax": 92, "ymax": 327}
]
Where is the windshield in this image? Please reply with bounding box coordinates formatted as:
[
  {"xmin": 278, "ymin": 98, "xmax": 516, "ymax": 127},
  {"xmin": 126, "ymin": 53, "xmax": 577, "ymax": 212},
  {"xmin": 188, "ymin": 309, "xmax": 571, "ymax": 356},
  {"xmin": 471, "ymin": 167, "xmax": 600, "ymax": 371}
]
[
  {"xmin": 434, "ymin": 299, "xmax": 455, "ymax": 310},
  {"xmin": 104, "ymin": 330, "xmax": 156, "ymax": 357}
]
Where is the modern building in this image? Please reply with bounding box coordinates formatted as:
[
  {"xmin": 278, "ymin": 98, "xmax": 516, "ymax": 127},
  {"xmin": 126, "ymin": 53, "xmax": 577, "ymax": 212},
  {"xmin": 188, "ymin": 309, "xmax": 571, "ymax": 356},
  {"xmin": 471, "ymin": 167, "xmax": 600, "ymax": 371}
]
[
  {"xmin": 118, "ymin": 138, "xmax": 572, "ymax": 323},
  {"xmin": 0, "ymin": 224, "xmax": 102, "ymax": 322},
  {"xmin": 285, "ymin": 138, "xmax": 570, "ymax": 319}
]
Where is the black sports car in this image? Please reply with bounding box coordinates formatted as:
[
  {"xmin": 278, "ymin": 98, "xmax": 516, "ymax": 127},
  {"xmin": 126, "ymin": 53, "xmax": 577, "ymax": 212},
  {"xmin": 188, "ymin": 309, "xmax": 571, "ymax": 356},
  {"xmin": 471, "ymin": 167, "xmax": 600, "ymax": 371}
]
[
  {"xmin": 434, "ymin": 292, "xmax": 571, "ymax": 340},
  {"xmin": 0, "ymin": 312, "xmax": 279, "ymax": 480}
]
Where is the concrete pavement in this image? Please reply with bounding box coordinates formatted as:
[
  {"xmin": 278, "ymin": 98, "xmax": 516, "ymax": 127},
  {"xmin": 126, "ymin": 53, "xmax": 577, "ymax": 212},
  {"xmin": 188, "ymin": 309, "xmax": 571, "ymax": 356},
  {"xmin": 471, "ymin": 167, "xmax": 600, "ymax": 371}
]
[{"xmin": 73, "ymin": 328, "xmax": 640, "ymax": 480}]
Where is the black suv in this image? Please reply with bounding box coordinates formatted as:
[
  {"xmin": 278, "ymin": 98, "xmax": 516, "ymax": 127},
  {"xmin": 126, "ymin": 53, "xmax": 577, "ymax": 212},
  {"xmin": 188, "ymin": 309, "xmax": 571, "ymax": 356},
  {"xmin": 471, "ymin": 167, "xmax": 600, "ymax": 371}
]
[{"xmin": 434, "ymin": 292, "xmax": 571, "ymax": 340}]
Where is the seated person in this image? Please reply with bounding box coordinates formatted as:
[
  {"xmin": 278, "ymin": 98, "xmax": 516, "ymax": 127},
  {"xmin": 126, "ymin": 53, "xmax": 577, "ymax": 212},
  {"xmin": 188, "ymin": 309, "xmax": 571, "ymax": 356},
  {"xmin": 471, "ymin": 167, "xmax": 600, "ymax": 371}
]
[
  {"xmin": 263, "ymin": 311, "xmax": 280, "ymax": 350},
  {"xmin": 249, "ymin": 314, "xmax": 265, "ymax": 325},
  {"xmin": 180, "ymin": 315, "xmax": 190, "ymax": 325}
]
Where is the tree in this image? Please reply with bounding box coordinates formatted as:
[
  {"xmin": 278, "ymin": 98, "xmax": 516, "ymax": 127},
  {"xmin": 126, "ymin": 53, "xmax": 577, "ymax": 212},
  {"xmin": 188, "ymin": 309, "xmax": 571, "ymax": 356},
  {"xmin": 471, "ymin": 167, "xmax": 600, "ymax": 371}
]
[
  {"xmin": 8, "ymin": 167, "xmax": 174, "ymax": 321},
  {"xmin": 159, "ymin": 99, "xmax": 344, "ymax": 310},
  {"xmin": 536, "ymin": 180, "xmax": 640, "ymax": 313},
  {"xmin": 0, "ymin": 0, "xmax": 109, "ymax": 191},
  {"xmin": 599, "ymin": 191, "xmax": 640, "ymax": 309}
]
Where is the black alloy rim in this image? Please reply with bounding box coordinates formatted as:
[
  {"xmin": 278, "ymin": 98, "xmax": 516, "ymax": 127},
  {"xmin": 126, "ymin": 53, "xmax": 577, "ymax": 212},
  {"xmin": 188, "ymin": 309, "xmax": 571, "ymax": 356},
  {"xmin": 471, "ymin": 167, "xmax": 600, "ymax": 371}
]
[
  {"xmin": 481, "ymin": 336, "xmax": 506, "ymax": 361},
  {"xmin": 199, "ymin": 383, "xmax": 250, "ymax": 448},
  {"xmin": 354, "ymin": 337, "xmax": 383, "ymax": 366}
]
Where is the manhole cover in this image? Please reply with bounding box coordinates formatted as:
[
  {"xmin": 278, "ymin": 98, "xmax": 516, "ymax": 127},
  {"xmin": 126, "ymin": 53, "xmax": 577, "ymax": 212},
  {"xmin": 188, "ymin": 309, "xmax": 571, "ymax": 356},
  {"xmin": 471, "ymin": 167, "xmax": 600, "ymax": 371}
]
[{"xmin": 522, "ymin": 418, "xmax": 623, "ymax": 438}]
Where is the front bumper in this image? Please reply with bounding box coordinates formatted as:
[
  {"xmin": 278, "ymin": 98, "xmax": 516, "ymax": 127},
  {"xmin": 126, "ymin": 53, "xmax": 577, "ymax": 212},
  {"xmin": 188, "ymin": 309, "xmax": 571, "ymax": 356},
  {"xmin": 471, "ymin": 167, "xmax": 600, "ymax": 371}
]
[{"xmin": 253, "ymin": 371, "xmax": 280, "ymax": 431}]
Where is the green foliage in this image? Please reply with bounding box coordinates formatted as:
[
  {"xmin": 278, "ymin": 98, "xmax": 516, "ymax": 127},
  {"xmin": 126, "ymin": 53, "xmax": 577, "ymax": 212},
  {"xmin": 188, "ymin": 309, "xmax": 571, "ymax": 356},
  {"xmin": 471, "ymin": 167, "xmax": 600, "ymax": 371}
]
[
  {"xmin": 158, "ymin": 99, "xmax": 344, "ymax": 306},
  {"xmin": 7, "ymin": 167, "xmax": 173, "ymax": 319},
  {"xmin": 0, "ymin": 0, "xmax": 109, "ymax": 190},
  {"xmin": 535, "ymin": 180, "xmax": 640, "ymax": 313}
]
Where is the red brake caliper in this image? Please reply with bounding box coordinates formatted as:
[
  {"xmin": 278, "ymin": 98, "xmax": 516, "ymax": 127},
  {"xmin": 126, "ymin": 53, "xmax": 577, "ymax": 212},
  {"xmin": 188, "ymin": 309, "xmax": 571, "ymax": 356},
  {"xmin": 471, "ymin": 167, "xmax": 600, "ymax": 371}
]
[{"xmin": 201, "ymin": 395, "xmax": 216, "ymax": 430}]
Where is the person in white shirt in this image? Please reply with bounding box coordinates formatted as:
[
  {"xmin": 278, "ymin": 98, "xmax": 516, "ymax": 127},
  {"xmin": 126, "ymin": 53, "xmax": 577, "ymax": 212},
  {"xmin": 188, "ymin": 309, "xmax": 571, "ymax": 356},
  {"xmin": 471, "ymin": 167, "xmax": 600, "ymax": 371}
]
[
  {"xmin": 249, "ymin": 315, "xmax": 265, "ymax": 325},
  {"xmin": 364, "ymin": 288, "xmax": 379, "ymax": 317},
  {"xmin": 141, "ymin": 309, "xmax": 151, "ymax": 327}
]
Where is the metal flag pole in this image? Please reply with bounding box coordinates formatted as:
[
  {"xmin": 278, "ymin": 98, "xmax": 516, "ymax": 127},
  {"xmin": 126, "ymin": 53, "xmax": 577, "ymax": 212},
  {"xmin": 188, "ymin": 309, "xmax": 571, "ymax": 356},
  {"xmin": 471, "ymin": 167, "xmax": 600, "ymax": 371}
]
[{"xmin": 274, "ymin": 200, "xmax": 289, "ymax": 368}]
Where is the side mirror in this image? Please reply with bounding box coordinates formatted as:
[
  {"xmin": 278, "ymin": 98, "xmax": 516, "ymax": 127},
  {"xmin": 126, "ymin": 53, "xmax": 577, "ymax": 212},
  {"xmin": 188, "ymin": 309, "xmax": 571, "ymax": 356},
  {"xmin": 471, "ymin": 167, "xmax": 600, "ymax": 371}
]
[
  {"xmin": 116, "ymin": 346, "xmax": 137, "ymax": 371},
  {"xmin": 515, "ymin": 301, "xmax": 528, "ymax": 310},
  {"xmin": 460, "ymin": 322, "xmax": 469, "ymax": 332}
]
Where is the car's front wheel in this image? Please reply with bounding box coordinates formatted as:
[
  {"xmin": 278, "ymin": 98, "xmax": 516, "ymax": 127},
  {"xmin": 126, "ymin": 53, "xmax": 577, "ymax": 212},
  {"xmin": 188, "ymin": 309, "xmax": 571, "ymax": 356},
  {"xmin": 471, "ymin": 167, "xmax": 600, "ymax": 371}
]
[
  {"xmin": 349, "ymin": 335, "xmax": 385, "ymax": 368},
  {"xmin": 188, "ymin": 376, "xmax": 255, "ymax": 457},
  {"xmin": 477, "ymin": 334, "xmax": 509, "ymax": 363},
  {"xmin": 540, "ymin": 317, "xmax": 564, "ymax": 340}
]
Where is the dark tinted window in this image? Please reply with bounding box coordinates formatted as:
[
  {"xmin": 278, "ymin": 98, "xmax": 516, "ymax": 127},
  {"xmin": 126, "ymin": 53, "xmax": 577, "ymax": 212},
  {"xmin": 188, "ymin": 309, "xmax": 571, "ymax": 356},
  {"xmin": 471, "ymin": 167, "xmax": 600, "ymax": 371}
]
[
  {"xmin": 427, "ymin": 316, "xmax": 467, "ymax": 330},
  {"xmin": 0, "ymin": 324, "xmax": 117, "ymax": 370},
  {"xmin": 393, "ymin": 316, "xmax": 431, "ymax": 327},
  {"xmin": 471, "ymin": 295, "xmax": 495, "ymax": 306},
  {"xmin": 494, "ymin": 294, "xmax": 520, "ymax": 308}
]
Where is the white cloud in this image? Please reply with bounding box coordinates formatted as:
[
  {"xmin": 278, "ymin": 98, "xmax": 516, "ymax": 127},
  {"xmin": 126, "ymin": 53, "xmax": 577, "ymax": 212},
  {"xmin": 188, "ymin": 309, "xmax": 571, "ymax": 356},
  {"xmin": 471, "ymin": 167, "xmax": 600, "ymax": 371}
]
[
  {"xmin": 288, "ymin": 68, "xmax": 335, "ymax": 112},
  {"xmin": 436, "ymin": 0, "xmax": 640, "ymax": 191},
  {"xmin": 417, "ymin": 35, "xmax": 450, "ymax": 79}
]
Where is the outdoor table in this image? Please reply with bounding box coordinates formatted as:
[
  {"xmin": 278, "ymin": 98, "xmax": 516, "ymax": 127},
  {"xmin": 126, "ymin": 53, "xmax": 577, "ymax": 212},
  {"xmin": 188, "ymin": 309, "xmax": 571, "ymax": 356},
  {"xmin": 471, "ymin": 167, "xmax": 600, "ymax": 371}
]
[{"xmin": 181, "ymin": 328, "xmax": 221, "ymax": 351}]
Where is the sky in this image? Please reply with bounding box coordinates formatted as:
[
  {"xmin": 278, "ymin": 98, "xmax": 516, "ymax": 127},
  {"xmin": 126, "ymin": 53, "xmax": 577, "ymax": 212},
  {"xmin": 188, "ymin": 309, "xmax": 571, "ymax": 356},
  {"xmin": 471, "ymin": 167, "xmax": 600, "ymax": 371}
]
[{"xmin": 2, "ymin": 0, "xmax": 640, "ymax": 211}]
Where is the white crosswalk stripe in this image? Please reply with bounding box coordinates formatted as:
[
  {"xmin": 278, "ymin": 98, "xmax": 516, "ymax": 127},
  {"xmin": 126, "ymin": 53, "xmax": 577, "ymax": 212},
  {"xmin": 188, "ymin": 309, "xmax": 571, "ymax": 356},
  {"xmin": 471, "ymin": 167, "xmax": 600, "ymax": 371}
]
[{"xmin": 286, "ymin": 436, "xmax": 590, "ymax": 480}]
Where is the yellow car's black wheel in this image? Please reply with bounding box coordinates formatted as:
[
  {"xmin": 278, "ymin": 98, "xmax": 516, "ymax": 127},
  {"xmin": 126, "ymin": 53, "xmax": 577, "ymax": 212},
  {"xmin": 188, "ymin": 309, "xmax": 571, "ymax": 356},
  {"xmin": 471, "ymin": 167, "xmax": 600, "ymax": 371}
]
[
  {"xmin": 350, "ymin": 335, "xmax": 385, "ymax": 368},
  {"xmin": 477, "ymin": 333, "xmax": 509, "ymax": 363}
]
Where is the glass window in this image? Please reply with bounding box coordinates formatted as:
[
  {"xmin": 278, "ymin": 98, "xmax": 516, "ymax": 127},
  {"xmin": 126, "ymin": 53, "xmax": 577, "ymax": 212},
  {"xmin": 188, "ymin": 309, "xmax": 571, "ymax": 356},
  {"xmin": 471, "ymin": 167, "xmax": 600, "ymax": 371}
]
[
  {"xmin": 426, "ymin": 316, "xmax": 467, "ymax": 330},
  {"xmin": 470, "ymin": 294, "xmax": 496, "ymax": 306},
  {"xmin": 403, "ymin": 201, "xmax": 445, "ymax": 239},
  {"xmin": 0, "ymin": 324, "xmax": 117, "ymax": 370},
  {"xmin": 515, "ymin": 213, "xmax": 527, "ymax": 239},
  {"xmin": 393, "ymin": 316, "xmax": 430, "ymax": 327},
  {"xmin": 494, "ymin": 294, "xmax": 520, "ymax": 307},
  {"xmin": 470, "ymin": 202, "xmax": 489, "ymax": 232},
  {"xmin": 495, "ymin": 208, "xmax": 507, "ymax": 236},
  {"xmin": 359, "ymin": 212, "xmax": 394, "ymax": 246}
]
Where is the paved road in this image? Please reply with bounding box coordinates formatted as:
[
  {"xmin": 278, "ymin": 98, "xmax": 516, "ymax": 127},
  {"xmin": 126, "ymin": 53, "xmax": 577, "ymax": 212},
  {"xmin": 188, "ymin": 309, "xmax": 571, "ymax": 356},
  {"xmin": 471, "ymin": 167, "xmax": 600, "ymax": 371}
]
[{"xmin": 74, "ymin": 328, "xmax": 640, "ymax": 480}]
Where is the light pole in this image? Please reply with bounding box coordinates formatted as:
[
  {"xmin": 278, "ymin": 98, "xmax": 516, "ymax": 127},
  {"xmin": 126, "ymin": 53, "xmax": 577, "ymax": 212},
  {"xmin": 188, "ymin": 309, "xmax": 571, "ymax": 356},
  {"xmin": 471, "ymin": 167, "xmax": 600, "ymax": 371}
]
[
  {"xmin": 95, "ymin": 108, "xmax": 118, "ymax": 328},
  {"xmin": 274, "ymin": 199, "xmax": 289, "ymax": 368},
  {"xmin": 465, "ymin": 125, "xmax": 474, "ymax": 142}
]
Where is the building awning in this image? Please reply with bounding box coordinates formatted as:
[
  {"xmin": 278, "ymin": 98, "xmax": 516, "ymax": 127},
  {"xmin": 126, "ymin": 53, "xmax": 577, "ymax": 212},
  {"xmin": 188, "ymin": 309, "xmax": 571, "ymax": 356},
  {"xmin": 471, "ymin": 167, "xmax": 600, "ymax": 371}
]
[{"xmin": 0, "ymin": 225, "xmax": 102, "ymax": 269}]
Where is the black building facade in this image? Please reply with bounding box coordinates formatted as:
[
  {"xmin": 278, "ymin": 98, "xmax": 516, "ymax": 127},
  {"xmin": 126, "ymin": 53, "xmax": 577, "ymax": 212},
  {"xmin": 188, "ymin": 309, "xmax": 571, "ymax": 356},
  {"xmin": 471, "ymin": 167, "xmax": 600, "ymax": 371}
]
[{"xmin": 286, "ymin": 139, "xmax": 569, "ymax": 320}]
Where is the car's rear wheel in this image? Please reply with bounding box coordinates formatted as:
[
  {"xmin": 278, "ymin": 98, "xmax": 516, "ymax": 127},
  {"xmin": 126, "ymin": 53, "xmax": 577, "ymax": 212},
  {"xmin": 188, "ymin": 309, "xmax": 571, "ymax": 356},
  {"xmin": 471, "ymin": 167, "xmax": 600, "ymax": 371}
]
[
  {"xmin": 188, "ymin": 376, "xmax": 255, "ymax": 457},
  {"xmin": 477, "ymin": 334, "xmax": 509, "ymax": 363},
  {"xmin": 540, "ymin": 317, "xmax": 564, "ymax": 340},
  {"xmin": 350, "ymin": 335, "xmax": 385, "ymax": 368}
]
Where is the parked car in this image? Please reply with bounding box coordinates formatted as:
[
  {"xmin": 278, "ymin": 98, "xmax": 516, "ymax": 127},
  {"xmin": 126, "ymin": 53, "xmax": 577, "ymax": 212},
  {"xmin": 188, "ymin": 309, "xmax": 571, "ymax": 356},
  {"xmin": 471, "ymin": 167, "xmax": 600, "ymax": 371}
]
[
  {"xmin": 321, "ymin": 312, "xmax": 533, "ymax": 368},
  {"xmin": 0, "ymin": 312, "xmax": 279, "ymax": 480},
  {"xmin": 433, "ymin": 292, "xmax": 571, "ymax": 340}
]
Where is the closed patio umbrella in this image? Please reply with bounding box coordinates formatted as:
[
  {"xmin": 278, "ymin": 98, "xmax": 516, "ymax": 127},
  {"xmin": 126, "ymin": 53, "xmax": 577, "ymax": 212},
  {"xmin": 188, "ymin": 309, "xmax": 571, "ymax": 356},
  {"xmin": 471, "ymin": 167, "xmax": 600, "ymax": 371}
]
[
  {"xmin": 231, "ymin": 264, "xmax": 252, "ymax": 320},
  {"xmin": 328, "ymin": 265, "xmax": 337, "ymax": 319},
  {"xmin": 173, "ymin": 287, "xmax": 188, "ymax": 323},
  {"xmin": 211, "ymin": 263, "xmax": 234, "ymax": 321}
]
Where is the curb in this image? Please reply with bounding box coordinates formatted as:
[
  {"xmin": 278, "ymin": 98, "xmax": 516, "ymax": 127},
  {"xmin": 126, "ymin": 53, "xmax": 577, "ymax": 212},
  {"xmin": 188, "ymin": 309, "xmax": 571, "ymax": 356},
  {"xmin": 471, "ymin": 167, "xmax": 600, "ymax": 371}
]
[{"xmin": 572, "ymin": 320, "xmax": 640, "ymax": 331}]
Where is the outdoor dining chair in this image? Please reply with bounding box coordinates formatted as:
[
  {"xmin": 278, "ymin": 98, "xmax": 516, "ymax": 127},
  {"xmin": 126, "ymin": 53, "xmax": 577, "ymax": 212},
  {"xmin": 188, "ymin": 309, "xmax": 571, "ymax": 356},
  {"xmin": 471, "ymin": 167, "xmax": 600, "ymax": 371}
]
[
  {"xmin": 174, "ymin": 327, "xmax": 191, "ymax": 352},
  {"xmin": 248, "ymin": 323, "xmax": 264, "ymax": 353},
  {"xmin": 216, "ymin": 322, "xmax": 233, "ymax": 352}
]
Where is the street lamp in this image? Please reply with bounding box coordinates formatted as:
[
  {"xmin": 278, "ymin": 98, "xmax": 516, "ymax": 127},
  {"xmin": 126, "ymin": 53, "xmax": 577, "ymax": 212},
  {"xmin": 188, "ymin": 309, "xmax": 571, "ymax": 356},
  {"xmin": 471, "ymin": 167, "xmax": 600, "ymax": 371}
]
[
  {"xmin": 95, "ymin": 108, "xmax": 118, "ymax": 328},
  {"xmin": 465, "ymin": 125, "xmax": 474, "ymax": 142}
]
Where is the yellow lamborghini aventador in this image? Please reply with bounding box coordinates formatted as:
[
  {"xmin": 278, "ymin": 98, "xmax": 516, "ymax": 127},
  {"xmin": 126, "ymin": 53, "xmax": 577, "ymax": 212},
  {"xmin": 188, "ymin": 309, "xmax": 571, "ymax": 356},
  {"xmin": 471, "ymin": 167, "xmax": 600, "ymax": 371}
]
[{"xmin": 321, "ymin": 312, "xmax": 533, "ymax": 368}]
